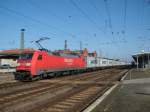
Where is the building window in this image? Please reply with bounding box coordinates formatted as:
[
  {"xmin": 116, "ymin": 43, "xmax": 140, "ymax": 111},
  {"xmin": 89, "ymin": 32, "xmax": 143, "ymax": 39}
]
[{"xmin": 102, "ymin": 61, "xmax": 106, "ymax": 64}]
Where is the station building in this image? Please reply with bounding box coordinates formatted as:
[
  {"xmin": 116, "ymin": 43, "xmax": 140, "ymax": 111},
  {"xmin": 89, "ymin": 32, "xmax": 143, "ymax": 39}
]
[
  {"xmin": 132, "ymin": 52, "xmax": 150, "ymax": 69},
  {"xmin": 0, "ymin": 49, "xmax": 34, "ymax": 67}
]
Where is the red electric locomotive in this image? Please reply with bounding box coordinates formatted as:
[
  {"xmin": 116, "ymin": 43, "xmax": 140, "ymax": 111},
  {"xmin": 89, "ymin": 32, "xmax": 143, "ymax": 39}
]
[{"xmin": 14, "ymin": 49, "xmax": 86, "ymax": 80}]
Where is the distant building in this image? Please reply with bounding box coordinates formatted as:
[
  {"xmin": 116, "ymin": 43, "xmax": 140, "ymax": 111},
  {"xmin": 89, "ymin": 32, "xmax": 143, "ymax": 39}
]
[
  {"xmin": 0, "ymin": 48, "xmax": 35, "ymax": 67},
  {"xmin": 0, "ymin": 59, "xmax": 17, "ymax": 67},
  {"xmin": 54, "ymin": 48, "xmax": 97, "ymax": 57},
  {"xmin": 132, "ymin": 52, "xmax": 150, "ymax": 69}
]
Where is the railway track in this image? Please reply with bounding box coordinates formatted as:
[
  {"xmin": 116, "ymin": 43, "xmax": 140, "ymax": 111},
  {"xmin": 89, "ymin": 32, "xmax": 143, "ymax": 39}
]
[
  {"xmin": 0, "ymin": 68, "xmax": 128, "ymax": 112},
  {"xmin": 0, "ymin": 83, "xmax": 74, "ymax": 112},
  {"xmin": 61, "ymin": 69, "xmax": 116, "ymax": 81},
  {"xmin": 0, "ymin": 81, "xmax": 24, "ymax": 89},
  {"xmin": 32, "ymin": 84, "xmax": 109, "ymax": 112},
  {"xmin": 39, "ymin": 69, "xmax": 123, "ymax": 84}
]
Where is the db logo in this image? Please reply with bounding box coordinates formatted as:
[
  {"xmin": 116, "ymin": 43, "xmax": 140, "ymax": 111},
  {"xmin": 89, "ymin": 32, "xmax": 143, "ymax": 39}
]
[{"xmin": 64, "ymin": 59, "xmax": 73, "ymax": 63}]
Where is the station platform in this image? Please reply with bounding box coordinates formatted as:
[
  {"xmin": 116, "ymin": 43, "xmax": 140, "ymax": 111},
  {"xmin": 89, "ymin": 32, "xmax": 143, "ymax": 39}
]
[{"xmin": 91, "ymin": 69, "xmax": 150, "ymax": 112}]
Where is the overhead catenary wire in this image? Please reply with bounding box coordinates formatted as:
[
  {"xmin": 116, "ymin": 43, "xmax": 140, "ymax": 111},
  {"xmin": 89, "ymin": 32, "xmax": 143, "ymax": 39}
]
[
  {"xmin": 103, "ymin": 0, "xmax": 121, "ymax": 51},
  {"xmin": 88, "ymin": 0, "xmax": 102, "ymax": 18},
  {"xmin": 123, "ymin": 0, "xmax": 127, "ymax": 31},
  {"xmin": 104, "ymin": 0, "xmax": 113, "ymax": 33},
  {"xmin": 25, "ymin": 0, "xmax": 78, "ymax": 40},
  {"xmin": 26, "ymin": 0, "xmax": 71, "ymax": 25},
  {"xmin": 88, "ymin": 0, "xmax": 107, "ymax": 36},
  {"xmin": 70, "ymin": 0, "xmax": 104, "ymax": 33},
  {"xmin": 0, "ymin": 5, "xmax": 74, "ymax": 37},
  {"xmin": 121, "ymin": 0, "xmax": 127, "ymax": 37},
  {"xmin": 120, "ymin": 0, "xmax": 127, "ymax": 42},
  {"xmin": 99, "ymin": 40, "xmax": 127, "ymax": 46}
]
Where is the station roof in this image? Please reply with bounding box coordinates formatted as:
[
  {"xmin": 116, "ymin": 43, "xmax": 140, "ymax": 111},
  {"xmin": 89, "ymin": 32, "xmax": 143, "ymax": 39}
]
[
  {"xmin": 132, "ymin": 52, "xmax": 150, "ymax": 62},
  {"xmin": 0, "ymin": 48, "xmax": 35, "ymax": 54},
  {"xmin": 132, "ymin": 52, "xmax": 150, "ymax": 58},
  {"xmin": 0, "ymin": 48, "xmax": 35, "ymax": 59}
]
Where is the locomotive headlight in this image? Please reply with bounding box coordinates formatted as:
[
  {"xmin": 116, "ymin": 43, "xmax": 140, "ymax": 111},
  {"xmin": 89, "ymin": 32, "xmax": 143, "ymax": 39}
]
[{"xmin": 26, "ymin": 63, "xmax": 31, "ymax": 66}]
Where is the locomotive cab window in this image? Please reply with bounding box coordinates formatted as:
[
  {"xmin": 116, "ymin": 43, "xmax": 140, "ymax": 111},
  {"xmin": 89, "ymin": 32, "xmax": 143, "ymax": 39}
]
[
  {"xmin": 38, "ymin": 55, "xmax": 42, "ymax": 60},
  {"xmin": 20, "ymin": 53, "xmax": 33, "ymax": 59}
]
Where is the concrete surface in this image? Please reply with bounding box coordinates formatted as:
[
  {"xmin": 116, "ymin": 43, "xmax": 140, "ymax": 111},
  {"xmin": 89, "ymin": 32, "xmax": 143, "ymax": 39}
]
[
  {"xmin": 124, "ymin": 69, "xmax": 150, "ymax": 80},
  {"xmin": 83, "ymin": 84, "xmax": 118, "ymax": 112},
  {"xmin": 92, "ymin": 69, "xmax": 150, "ymax": 112},
  {"xmin": 123, "ymin": 78, "xmax": 150, "ymax": 84}
]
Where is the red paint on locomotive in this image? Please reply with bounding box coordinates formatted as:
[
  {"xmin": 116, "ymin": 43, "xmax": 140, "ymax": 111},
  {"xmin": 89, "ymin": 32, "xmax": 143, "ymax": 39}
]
[{"xmin": 15, "ymin": 50, "xmax": 86, "ymax": 80}]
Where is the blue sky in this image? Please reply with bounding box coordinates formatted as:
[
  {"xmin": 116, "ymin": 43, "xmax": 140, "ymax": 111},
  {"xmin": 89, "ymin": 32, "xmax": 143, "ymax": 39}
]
[{"xmin": 0, "ymin": 0, "xmax": 150, "ymax": 61}]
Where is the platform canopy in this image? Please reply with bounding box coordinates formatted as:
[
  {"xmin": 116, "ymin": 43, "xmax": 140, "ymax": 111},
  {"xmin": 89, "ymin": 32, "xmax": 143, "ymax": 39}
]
[
  {"xmin": 0, "ymin": 49, "xmax": 35, "ymax": 59},
  {"xmin": 132, "ymin": 52, "xmax": 150, "ymax": 69}
]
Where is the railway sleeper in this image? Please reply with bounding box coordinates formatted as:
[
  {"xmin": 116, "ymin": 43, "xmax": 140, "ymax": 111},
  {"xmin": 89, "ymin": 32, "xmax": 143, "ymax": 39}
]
[{"xmin": 44, "ymin": 86, "xmax": 101, "ymax": 112}]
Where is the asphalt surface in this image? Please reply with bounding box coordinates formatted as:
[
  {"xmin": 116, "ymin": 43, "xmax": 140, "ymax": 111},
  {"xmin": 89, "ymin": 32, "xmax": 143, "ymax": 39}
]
[{"xmin": 92, "ymin": 69, "xmax": 150, "ymax": 112}]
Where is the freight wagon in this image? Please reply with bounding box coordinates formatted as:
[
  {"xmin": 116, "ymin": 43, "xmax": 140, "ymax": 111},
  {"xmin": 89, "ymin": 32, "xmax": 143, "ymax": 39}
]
[{"xmin": 85, "ymin": 56, "xmax": 126, "ymax": 68}]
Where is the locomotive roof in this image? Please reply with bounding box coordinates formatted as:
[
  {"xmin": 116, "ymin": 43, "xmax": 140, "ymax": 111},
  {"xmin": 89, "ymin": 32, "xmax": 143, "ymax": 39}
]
[{"xmin": 51, "ymin": 51, "xmax": 80, "ymax": 58}]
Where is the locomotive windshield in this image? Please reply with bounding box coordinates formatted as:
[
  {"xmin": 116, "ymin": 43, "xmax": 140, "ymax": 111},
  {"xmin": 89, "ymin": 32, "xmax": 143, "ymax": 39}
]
[{"xmin": 19, "ymin": 53, "xmax": 33, "ymax": 59}]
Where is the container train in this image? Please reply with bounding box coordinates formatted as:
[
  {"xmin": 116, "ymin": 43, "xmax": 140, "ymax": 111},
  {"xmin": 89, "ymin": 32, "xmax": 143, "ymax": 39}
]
[{"xmin": 14, "ymin": 48, "xmax": 126, "ymax": 81}]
